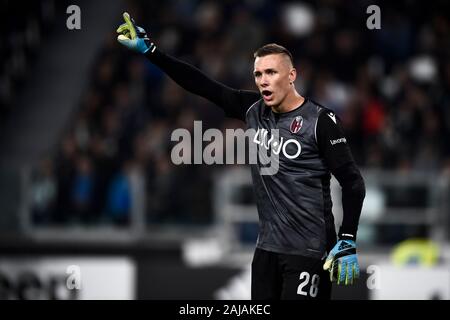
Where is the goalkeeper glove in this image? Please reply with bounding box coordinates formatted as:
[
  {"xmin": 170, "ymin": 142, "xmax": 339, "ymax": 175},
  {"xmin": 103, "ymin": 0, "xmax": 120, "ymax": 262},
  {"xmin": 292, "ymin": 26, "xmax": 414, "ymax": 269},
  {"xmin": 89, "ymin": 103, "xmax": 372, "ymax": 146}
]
[
  {"xmin": 116, "ymin": 12, "xmax": 156, "ymax": 54},
  {"xmin": 323, "ymin": 239, "xmax": 360, "ymax": 285}
]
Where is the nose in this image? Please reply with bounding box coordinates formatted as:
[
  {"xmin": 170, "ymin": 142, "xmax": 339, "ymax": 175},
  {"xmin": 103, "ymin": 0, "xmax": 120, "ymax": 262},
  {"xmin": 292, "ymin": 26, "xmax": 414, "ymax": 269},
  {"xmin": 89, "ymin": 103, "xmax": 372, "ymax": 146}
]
[{"xmin": 260, "ymin": 74, "xmax": 269, "ymax": 87}]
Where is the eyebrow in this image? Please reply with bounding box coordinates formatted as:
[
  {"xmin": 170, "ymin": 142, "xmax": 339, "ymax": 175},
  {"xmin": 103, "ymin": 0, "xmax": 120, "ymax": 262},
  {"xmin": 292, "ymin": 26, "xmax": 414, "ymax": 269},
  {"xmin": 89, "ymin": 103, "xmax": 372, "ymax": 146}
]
[{"xmin": 253, "ymin": 68, "xmax": 277, "ymax": 75}]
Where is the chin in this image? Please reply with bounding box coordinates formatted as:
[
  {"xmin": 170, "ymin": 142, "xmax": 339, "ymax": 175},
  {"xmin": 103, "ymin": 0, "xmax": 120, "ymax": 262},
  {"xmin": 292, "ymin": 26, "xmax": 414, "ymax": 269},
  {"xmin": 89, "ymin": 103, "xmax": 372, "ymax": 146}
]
[{"xmin": 264, "ymin": 99, "xmax": 277, "ymax": 107}]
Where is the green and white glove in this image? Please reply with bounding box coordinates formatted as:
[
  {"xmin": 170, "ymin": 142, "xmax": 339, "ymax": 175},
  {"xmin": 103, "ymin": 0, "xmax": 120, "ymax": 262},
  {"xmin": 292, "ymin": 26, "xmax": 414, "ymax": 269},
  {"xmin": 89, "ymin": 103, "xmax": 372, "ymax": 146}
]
[{"xmin": 116, "ymin": 12, "xmax": 156, "ymax": 54}]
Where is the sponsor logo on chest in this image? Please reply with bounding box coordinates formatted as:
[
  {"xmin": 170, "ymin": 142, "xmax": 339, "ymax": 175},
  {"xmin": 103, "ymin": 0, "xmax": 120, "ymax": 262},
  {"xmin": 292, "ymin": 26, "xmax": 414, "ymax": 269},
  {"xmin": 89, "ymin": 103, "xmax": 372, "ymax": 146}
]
[{"xmin": 253, "ymin": 127, "xmax": 302, "ymax": 159}]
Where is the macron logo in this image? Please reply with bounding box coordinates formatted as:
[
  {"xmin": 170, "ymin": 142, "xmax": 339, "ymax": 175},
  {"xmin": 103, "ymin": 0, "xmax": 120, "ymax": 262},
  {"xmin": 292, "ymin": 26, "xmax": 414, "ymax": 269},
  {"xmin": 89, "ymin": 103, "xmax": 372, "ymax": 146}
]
[
  {"xmin": 327, "ymin": 112, "xmax": 337, "ymax": 124},
  {"xmin": 330, "ymin": 137, "xmax": 347, "ymax": 145}
]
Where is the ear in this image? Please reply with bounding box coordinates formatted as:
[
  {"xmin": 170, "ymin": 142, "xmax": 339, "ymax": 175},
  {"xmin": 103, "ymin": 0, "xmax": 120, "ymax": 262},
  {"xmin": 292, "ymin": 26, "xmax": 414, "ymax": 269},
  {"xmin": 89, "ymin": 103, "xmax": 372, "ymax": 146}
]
[{"xmin": 289, "ymin": 68, "xmax": 297, "ymax": 85}]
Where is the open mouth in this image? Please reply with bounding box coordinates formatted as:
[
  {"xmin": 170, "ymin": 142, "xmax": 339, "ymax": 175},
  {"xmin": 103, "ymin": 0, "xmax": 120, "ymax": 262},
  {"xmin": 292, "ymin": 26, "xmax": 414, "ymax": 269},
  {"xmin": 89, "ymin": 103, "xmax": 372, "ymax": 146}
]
[{"xmin": 261, "ymin": 90, "xmax": 273, "ymax": 100}]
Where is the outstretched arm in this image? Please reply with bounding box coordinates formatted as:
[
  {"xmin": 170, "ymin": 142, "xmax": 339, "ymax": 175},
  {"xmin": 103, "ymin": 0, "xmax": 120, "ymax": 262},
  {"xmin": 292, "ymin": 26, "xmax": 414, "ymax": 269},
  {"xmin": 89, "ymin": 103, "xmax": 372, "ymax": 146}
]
[
  {"xmin": 145, "ymin": 49, "xmax": 260, "ymax": 120},
  {"xmin": 116, "ymin": 12, "xmax": 260, "ymax": 121}
]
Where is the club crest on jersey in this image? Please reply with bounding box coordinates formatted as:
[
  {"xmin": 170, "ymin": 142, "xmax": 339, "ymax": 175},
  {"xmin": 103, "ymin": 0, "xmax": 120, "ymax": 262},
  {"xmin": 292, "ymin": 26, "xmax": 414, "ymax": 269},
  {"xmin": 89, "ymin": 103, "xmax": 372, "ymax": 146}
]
[{"xmin": 290, "ymin": 116, "xmax": 303, "ymax": 134}]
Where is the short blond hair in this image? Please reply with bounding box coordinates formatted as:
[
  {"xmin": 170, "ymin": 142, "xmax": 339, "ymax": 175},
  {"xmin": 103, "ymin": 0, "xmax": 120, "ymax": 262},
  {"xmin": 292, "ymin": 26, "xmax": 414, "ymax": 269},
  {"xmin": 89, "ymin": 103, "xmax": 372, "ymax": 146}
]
[{"xmin": 253, "ymin": 43, "xmax": 294, "ymax": 66}]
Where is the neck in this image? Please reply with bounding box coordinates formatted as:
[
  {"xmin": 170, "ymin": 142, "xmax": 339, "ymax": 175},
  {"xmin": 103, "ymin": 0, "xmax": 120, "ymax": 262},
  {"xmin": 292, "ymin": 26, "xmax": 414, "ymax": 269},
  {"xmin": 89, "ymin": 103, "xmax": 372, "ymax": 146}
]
[{"xmin": 271, "ymin": 89, "xmax": 305, "ymax": 113}]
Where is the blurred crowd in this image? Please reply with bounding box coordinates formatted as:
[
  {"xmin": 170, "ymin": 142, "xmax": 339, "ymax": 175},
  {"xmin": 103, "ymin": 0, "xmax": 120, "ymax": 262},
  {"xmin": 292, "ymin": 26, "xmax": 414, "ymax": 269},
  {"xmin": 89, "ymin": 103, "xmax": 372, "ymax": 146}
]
[
  {"xmin": 30, "ymin": 0, "xmax": 450, "ymax": 227},
  {"xmin": 0, "ymin": 0, "xmax": 69, "ymax": 124}
]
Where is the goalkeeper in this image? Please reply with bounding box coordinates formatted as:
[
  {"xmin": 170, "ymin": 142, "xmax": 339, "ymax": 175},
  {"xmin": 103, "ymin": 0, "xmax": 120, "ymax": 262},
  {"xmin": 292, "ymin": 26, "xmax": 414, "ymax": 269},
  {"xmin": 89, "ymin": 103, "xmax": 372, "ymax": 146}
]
[{"xmin": 117, "ymin": 12, "xmax": 365, "ymax": 300}]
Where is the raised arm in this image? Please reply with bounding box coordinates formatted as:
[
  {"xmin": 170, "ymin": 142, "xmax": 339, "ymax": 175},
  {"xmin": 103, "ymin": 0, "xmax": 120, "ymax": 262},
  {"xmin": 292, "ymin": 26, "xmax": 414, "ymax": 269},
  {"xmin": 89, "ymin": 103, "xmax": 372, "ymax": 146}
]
[{"xmin": 116, "ymin": 12, "xmax": 260, "ymax": 121}]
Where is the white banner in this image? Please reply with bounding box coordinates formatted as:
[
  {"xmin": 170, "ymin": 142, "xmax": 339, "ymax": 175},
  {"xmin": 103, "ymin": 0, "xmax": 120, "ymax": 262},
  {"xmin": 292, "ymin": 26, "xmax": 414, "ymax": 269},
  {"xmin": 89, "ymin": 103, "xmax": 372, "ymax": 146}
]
[
  {"xmin": 369, "ymin": 264, "xmax": 450, "ymax": 300},
  {"xmin": 0, "ymin": 257, "xmax": 135, "ymax": 300}
]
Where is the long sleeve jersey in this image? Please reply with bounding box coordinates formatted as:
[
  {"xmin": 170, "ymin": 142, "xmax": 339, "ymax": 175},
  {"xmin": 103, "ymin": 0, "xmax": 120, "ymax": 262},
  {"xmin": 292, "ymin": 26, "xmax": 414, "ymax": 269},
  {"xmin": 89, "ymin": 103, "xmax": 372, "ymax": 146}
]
[{"xmin": 145, "ymin": 49, "xmax": 365, "ymax": 258}]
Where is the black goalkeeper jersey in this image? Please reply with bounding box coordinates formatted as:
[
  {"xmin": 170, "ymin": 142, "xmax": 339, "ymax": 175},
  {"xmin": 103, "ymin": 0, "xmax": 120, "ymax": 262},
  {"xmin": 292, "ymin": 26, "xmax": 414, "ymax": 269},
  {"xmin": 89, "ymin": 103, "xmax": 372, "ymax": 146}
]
[
  {"xmin": 146, "ymin": 49, "xmax": 365, "ymax": 258},
  {"xmin": 247, "ymin": 98, "xmax": 337, "ymax": 257}
]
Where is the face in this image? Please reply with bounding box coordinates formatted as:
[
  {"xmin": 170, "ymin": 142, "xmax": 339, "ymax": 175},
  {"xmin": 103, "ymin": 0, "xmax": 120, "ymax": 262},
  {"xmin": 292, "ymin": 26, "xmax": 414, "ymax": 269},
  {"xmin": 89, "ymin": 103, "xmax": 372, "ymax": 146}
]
[{"xmin": 254, "ymin": 54, "xmax": 296, "ymax": 107}]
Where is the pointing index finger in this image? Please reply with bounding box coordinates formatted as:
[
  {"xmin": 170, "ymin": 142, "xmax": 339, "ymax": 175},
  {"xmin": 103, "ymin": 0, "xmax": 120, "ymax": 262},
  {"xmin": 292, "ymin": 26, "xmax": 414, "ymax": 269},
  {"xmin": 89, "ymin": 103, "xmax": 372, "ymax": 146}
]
[{"xmin": 123, "ymin": 12, "xmax": 136, "ymax": 39}]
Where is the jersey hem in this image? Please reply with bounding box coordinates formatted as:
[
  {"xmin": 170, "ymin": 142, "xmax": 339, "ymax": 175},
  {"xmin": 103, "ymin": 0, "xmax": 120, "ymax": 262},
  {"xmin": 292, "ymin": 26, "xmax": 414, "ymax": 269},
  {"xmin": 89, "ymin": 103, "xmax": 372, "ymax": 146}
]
[{"xmin": 256, "ymin": 243, "xmax": 325, "ymax": 259}]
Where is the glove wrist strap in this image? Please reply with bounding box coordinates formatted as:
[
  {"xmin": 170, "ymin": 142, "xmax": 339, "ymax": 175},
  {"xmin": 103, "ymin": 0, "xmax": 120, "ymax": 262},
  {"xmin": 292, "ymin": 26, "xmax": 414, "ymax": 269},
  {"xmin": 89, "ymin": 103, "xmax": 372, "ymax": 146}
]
[
  {"xmin": 143, "ymin": 40, "xmax": 156, "ymax": 54},
  {"xmin": 338, "ymin": 232, "xmax": 356, "ymax": 241}
]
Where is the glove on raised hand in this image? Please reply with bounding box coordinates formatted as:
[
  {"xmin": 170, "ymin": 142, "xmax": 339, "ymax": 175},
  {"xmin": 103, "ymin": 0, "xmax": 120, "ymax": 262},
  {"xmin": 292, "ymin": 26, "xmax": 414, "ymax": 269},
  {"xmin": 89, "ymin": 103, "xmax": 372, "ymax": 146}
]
[{"xmin": 116, "ymin": 12, "xmax": 155, "ymax": 54}]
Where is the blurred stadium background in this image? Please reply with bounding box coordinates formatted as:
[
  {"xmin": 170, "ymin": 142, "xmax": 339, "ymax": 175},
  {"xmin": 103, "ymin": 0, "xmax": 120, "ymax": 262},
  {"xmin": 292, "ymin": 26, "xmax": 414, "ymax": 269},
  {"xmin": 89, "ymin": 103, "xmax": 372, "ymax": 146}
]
[{"xmin": 0, "ymin": 0, "xmax": 449, "ymax": 300}]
